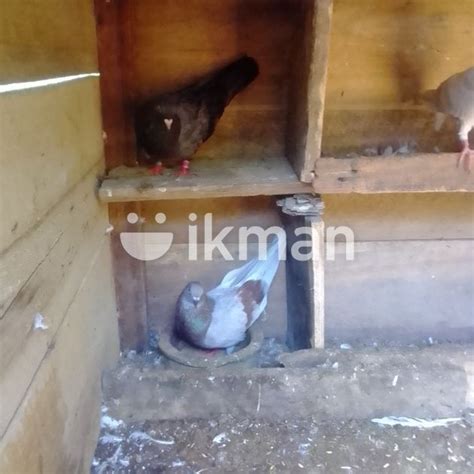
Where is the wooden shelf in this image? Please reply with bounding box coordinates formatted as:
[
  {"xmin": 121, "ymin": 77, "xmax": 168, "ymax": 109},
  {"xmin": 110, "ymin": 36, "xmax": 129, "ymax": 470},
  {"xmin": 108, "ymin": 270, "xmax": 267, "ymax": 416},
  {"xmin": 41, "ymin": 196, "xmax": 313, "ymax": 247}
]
[
  {"xmin": 313, "ymin": 153, "xmax": 474, "ymax": 193},
  {"xmin": 99, "ymin": 156, "xmax": 311, "ymax": 202}
]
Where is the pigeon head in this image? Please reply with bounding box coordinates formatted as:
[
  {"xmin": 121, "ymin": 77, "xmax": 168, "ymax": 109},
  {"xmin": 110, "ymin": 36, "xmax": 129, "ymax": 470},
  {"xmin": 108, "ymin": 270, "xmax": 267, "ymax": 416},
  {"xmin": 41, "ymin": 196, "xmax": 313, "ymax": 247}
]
[
  {"xmin": 183, "ymin": 281, "xmax": 205, "ymax": 307},
  {"xmin": 139, "ymin": 106, "xmax": 181, "ymax": 158}
]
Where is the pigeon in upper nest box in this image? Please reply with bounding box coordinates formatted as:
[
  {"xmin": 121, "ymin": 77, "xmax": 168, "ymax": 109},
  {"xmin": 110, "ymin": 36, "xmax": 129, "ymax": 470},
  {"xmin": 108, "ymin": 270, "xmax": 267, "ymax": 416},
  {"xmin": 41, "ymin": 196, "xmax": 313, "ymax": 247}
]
[
  {"xmin": 135, "ymin": 55, "xmax": 259, "ymax": 176},
  {"xmin": 175, "ymin": 237, "xmax": 282, "ymax": 350},
  {"xmin": 422, "ymin": 66, "xmax": 474, "ymax": 171}
]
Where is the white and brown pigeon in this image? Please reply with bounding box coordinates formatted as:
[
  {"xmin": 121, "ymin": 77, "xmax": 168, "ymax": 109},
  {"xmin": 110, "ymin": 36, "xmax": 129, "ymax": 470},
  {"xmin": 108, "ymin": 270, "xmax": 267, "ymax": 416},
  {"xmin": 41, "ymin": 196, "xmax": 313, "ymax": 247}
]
[
  {"xmin": 135, "ymin": 55, "xmax": 259, "ymax": 175},
  {"xmin": 175, "ymin": 237, "xmax": 283, "ymax": 350},
  {"xmin": 423, "ymin": 66, "xmax": 474, "ymax": 171}
]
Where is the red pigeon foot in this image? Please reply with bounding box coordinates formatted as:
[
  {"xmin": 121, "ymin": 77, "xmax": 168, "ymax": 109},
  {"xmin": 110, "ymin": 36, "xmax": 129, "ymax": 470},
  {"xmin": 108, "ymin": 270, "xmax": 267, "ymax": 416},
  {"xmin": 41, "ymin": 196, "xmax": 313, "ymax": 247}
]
[
  {"xmin": 457, "ymin": 140, "xmax": 473, "ymax": 172},
  {"xmin": 177, "ymin": 159, "xmax": 191, "ymax": 177},
  {"xmin": 149, "ymin": 162, "xmax": 164, "ymax": 175}
]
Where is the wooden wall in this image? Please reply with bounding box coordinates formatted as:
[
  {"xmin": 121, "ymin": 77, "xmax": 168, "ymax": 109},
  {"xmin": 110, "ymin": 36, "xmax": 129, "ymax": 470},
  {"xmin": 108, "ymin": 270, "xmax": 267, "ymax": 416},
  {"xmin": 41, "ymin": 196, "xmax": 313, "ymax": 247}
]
[
  {"xmin": 322, "ymin": 0, "xmax": 474, "ymax": 155},
  {"xmin": 0, "ymin": 1, "xmax": 119, "ymax": 472},
  {"xmin": 319, "ymin": 0, "xmax": 474, "ymax": 342},
  {"xmin": 323, "ymin": 193, "xmax": 474, "ymax": 343}
]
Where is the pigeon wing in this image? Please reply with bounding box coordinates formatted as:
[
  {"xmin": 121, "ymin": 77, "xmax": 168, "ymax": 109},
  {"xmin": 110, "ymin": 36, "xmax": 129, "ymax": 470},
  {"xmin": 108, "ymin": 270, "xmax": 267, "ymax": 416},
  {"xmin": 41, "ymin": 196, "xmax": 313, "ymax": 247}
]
[{"xmin": 202, "ymin": 287, "xmax": 249, "ymax": 349}]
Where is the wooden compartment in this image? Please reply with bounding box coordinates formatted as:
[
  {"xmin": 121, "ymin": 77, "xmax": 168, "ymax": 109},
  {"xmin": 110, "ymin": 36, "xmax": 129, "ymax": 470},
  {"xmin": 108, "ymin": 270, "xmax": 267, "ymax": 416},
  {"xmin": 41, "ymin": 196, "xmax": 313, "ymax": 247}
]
[
  {"xmin": 312, "ymin": 0, "xmax": 474, "ymax": 194},
  {"xmin": 96, "ymin": 0, "xmax": 333, "ymax": 201}
]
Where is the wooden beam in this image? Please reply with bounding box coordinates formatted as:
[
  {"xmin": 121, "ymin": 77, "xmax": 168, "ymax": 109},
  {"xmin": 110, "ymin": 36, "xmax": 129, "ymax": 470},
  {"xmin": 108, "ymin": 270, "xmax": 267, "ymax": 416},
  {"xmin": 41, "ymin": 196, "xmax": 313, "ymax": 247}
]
[
  {"xmin": 304, "ymin": 0, "xmax": 333, "ymax": 181},
  {"xmin": 286, "ymin": 0, "xmax": 333, "ymax": 182},
  {"xmin": 313, "ymin": 153, "xmax": 474, "ymax": 193},
  {"xmin": 94, "ymin": 0, "xmax": 148, "ymax": 351},
  {"xmin": 280, "ymin": 197, "xmax": 325, "ymax": 350},
  {"xmin": 98, "ymin": 157, "xmax": 312, "ymax": 203},
  {"xmin": 308, "ymin": 216, "xmax": 325, "ymax": 349}
]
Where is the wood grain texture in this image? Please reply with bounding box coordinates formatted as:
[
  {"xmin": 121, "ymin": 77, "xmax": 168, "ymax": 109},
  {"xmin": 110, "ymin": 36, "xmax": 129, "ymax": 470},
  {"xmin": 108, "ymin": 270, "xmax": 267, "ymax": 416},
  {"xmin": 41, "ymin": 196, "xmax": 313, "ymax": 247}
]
[
  {"xmin": 95, "ymin": 0, "xmax": 149, "ymax": 351},
  {"xmin": 323, "ymin": 193, "xmax": 474, "ymax": 241},
  {"xmin": 286, "ymin": 0, "xmax": 333, "ymax": 181},
  {"xmin": 323, "ymin": 0, "xmax": 474, "ymax": 154},
  {"xmin": 326, "ymin": 240, "xmax": 474, "ymax": 344},
  {"xmin": 308, "ymin": 217, "xmax": 325, "ymax": 349},
  {"xmin": 99, "ymin": 156, "xmax": 311, "ymax": 202},
  {"xmin": 0, "ymin": 78, "xmax": 104, "ymax": 254},
  {"xmin": 0, "ymin": 169, "xmax": 111, "ymax": 438},
  {"xmin": 313, "ymin": 154, "xmax": 474, "ymax": 193},
  {"xmin": 119, "ymin": 0, "xmax": 304, "ymax": 163},
  {"xmin": 283, "ymin": 214, "xmax": 325, "ymax": 350},
  {"xmin": 0, "ymin": 243, "xmax": 118, "ymax": 473},
  {"xmin": 94, "ymin": 0, "xmax": 136, "ymax": 169},
  {"xmin": 0, "ymin": 0, "xmax": 98, "ymax": 83}
]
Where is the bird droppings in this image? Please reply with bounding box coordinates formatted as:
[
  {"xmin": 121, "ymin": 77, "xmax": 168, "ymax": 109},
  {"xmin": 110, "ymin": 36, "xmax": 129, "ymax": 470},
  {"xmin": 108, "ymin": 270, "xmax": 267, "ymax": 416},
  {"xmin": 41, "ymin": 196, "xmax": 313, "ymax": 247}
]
[
  {"xmin": 33, "ymin": 312, "xmax": 48, "ymax": 331},
  {"xmin": 391, "ymin": 374, "xmax": 399, "ymax": 387},
  {"xmin": 212, "ymin": 433, "xmax": 229, "ymax": 445},
  {"xmin": 340, "ymin": 343, "xmax": 352, "ymax": 350},
  {"xmin": 100, "ymin": 415, "xmax": 124, "ymax": 431}
]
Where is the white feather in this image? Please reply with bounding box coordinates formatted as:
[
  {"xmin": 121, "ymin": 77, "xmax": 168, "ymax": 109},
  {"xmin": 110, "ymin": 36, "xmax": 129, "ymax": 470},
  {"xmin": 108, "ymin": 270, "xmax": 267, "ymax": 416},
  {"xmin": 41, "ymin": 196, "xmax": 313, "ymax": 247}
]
[{"xmin": 202, "ymin": 236, "xmax": 283, "ymax": 348}]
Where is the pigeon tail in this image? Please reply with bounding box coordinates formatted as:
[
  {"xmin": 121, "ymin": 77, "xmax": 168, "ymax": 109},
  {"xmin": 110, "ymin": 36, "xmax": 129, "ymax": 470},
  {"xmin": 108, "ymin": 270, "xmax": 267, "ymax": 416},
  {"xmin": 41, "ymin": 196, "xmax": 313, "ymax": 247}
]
[
  {"xmin": 204, "ymin": 55, "xmax": 259, "ymax": 111},
  {"xmin": 217, "ymin": 235, "xmax": 284, "ymax": 292}
]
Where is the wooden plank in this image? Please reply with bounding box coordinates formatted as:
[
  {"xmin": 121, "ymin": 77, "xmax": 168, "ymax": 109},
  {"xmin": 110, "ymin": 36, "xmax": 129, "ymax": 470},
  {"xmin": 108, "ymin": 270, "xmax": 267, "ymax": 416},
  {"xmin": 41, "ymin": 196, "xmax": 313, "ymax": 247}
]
[
  {"xmin": 0, "ymin": 170, "xmax": 111, "ymax": 438},
  {"xmin": 0, "ymin": 0, "xmax": 98, "ymax": 83},
  {"xmin": 308, "ymin": 217, "xmax": 325, "ymax": 349},
  {"xmin": 324, "ymin": 193, "xmax": 474, "ymax": 242},
  {"xmin": 326, "ymin": 240, "xmax": 474, "ymax": 344},
  {"xmin": 109, "ymin": 202, "xmax": 149, "ymax": 352},
  {"xmin": 286, "ymin": 0, "xmax": 333, "ymax": 182},
  {"xmin": 94, "ymin": 0, "xmax": 136, "ymax": 169},
  {"xmin": 0, "ymin": 77, "xmax": 103, "ymax": 254},
  {"xmin": 0, "ymin": 244, "xmax": 118, "ymax": 473},
  {"xmin": 99, "ymin": 156, "xmax": 311, "ymax": 202},
  {"xmin": 313, "ymin": 154, "xmax": 474, "ymax": 193},
  {"xmin": 95, "ymin": 0, "xmax": 149, "ymax": 351},
  {"xmin": 0, "ymin": 165, "xmax": 102, "ymax": 319},
  {"xmin": 283, "ymin": 213, "xmax": 325, "ymax": 350}
]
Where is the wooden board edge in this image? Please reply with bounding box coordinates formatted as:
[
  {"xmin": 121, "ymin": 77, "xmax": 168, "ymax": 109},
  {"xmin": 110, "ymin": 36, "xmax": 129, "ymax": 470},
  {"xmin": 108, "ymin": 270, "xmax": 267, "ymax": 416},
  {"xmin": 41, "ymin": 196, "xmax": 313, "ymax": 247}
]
[
  {"xmin": 98, "ymin": 180, "xmax": 312, "ymax": 202},
  {"xmin": 313, "ymin": 154, "xmax": 474, "ymax": 193},
  {"xmin": 301, "ymin": 0, "xmax": 334, "ymax": 182}
]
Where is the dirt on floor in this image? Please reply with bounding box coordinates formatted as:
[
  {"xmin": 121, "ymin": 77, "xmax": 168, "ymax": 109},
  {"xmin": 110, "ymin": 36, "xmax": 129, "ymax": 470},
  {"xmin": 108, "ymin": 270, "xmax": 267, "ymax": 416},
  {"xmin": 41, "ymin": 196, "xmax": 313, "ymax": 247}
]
[
  {"xmin": 92, "ymin": 342, "xmax": 474, "ymax": 473},
  {"xmin": 92, "ymin": 412, "xmax": 474, "ymax": 473}
]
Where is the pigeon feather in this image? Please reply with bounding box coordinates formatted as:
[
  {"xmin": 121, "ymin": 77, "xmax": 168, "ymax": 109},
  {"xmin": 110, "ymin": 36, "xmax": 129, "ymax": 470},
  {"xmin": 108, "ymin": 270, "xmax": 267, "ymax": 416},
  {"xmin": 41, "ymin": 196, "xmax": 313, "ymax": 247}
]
[
  {"xmin": 135, "ymin": 55, "xmax": 259, "ymax": 167},
  {"xmin": 175, "ymin": 237, "xmax": 283, "ymax": 349}
]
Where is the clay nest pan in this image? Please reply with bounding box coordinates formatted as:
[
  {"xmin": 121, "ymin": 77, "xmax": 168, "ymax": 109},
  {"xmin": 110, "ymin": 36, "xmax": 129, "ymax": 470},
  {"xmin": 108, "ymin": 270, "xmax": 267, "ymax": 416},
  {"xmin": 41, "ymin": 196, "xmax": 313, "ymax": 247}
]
[{"xmin": 158, "ymin": 325, "xmax": 264, "ymax": 368}]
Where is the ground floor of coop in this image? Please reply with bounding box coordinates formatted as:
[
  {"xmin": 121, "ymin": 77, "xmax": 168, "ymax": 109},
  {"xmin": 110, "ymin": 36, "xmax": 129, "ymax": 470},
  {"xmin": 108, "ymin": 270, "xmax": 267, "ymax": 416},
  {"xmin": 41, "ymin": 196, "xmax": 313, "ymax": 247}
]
[{"xmin": 93, "ymin": 344, "xmax": 474, "ymax": 473}]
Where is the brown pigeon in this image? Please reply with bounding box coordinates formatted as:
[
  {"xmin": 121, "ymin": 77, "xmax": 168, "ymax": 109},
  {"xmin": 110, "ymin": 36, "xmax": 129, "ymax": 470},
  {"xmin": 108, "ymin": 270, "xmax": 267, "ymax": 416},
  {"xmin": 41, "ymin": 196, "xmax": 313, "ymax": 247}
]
[
  {"xmin": 423, "ymin": 66, "xmax": 474, "ymax": 171},
  {"xmin": 175, "ymin": 237, "xmax": 282, "ymax": 350},
  {"xmin": 135, "ymin": 55, "xmax": 259, "ymax": 175}
]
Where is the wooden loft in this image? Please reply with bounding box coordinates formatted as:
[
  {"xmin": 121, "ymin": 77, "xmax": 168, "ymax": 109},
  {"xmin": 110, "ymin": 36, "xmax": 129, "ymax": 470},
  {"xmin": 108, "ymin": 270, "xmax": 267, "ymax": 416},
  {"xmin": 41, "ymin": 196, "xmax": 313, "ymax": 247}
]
[
  {"xmin": 99, "ymin": 152, "xmax": 474, "ymax": 203},
  {"xmin": 96, "ymin": 0, "xmax": 333, "ymax": 203},
  {"xmin": 99, "ymin": 156, "xmax": 311, "ymax": 202},
  {"xmin": 95, "ymin": 0, "xmax": 474, "ymax": 204}
]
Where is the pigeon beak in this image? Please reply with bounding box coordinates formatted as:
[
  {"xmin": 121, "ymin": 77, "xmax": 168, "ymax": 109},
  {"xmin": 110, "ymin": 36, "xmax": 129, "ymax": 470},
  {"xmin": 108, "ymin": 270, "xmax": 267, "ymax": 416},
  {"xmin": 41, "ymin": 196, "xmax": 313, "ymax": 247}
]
[{"xmin": 193, "ymin": 296, "xmax": 200, "ymax": 306}]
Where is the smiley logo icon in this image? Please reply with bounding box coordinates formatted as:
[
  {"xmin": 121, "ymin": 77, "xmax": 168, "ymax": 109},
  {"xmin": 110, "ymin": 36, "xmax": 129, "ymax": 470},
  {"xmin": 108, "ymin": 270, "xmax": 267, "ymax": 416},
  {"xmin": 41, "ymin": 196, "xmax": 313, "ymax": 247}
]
[{"xmin": 120, "ymin": 212, "xmax": 173, "ymax": 261}]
